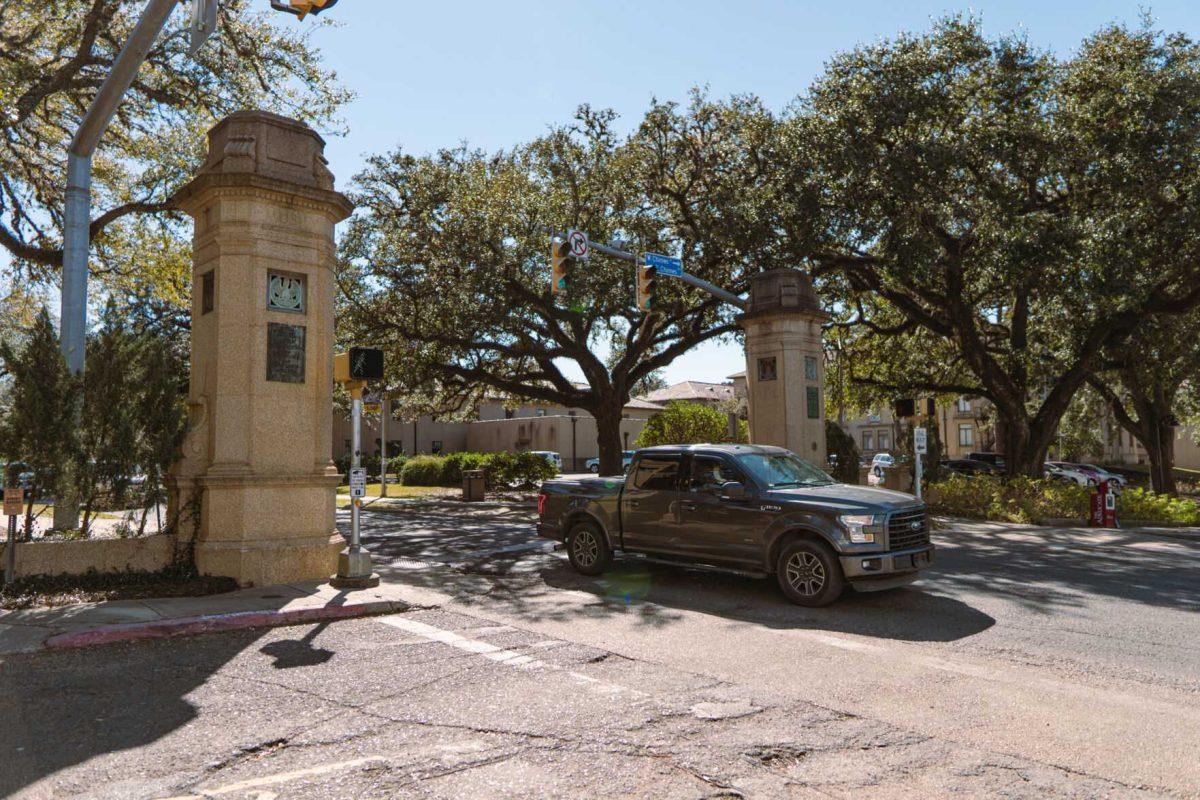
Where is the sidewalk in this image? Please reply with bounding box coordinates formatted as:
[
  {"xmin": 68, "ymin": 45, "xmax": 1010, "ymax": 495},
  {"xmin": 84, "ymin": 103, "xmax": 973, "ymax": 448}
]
[{"xmin": 0, "ymin": 580, "xmax": 410, "ymax": 656}]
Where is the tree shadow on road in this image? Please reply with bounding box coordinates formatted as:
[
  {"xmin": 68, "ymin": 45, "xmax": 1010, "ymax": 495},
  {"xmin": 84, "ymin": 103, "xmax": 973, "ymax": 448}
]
[{"xmin": 0, "ymin": 629, "xmax": 263, "ymax": 799}]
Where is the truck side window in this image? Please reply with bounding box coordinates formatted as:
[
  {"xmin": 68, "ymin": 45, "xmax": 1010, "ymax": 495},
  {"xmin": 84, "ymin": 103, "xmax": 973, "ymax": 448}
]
[
  {"xmin": 632, "ymin": 457, "xmax": 680, "ymax": 491},
  {"xmin": 689, "ymin": 456, "xmax": 739, "ymax": 494}
]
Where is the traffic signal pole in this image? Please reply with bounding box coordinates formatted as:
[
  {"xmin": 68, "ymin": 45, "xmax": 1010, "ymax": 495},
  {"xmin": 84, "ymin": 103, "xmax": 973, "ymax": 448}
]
[{"xmin": 548, "ymin": 231, "xmax": 747, "ymax": 311}]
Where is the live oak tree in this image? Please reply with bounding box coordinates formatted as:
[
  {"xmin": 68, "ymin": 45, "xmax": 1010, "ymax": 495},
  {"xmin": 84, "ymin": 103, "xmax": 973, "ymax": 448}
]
[
  {"xmin": 339, "ymin": 98, "xmax": 782, "ymax": 474},
  {"xmin": 782, "ymin": 18, "xmax": 1200, "ymax": 476},
  {"xmin": 1088, "ymin": 313, "xmax": 1200, "ymax": 494},
  {"xmin": 0, "ymin": 0, "xmax": 350, "ymax": 281},
  {"xmin": 636, "ymin": 401, "xmax": 748, "ymax": 449}
]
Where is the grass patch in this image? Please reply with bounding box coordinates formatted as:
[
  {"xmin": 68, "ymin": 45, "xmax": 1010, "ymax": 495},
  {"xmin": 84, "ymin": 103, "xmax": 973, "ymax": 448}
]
[
  {"xmin": 0, "ymin": 565, "xmax": 238, "ymax": 610},
  {"xmin": 335, "ymin": 483, "xmax": 450, "ymax": 498}
]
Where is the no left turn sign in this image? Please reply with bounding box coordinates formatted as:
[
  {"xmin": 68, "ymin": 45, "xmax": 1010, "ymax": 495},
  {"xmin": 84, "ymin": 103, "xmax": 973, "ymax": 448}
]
[{"xmin": 566, "ymin": 229, "xmax": 588, "ymax": 259}]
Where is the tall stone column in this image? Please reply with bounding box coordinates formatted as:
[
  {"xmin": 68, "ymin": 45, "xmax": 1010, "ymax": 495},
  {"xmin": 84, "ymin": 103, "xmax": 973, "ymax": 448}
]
[
  {"xmin": 168, "ymin": 111, "xmax": 354, "ymax": 587},
  {"xmin": 739, "ymin": 270, "xmax": 829, "ymax": 461}
]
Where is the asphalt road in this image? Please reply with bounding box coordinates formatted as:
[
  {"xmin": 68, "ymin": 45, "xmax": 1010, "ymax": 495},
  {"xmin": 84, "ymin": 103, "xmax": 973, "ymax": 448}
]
[{"xmin": 1, "ymin": 504, "xmax": 1196, "ymax": 798}]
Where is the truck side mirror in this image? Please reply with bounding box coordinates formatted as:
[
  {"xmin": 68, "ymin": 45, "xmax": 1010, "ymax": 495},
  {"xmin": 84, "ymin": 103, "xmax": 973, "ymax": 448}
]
[{"xmin": 720, "ymin": 481, "xmax": 747, "ymax": 501}]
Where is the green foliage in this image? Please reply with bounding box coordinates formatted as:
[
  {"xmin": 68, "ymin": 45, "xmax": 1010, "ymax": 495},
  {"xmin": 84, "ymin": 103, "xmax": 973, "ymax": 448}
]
[
  {"xmin": 399, "ymin": 451, "xmax": 557, "ymax": 489},
  {"xmin": 1118, "ymin": 488, "xmax": 1200, "ymax": 525},
  {"xmin": 825, "ymin": 421, "xmax": 861, "ymax": 484},
  {"xmin": 794, "ymin": 18, "xmax": 1200, "ymax": 475},
  {"xmin": 400, "ymin": 455, "xmax": 447, "ymax": 487},
  {"xmin": 928, "ymin": 476, "xmax": 1092, "ymax": 524},
  {"xmin": 636, "ymin": 401, "xmax": 747, "ymax": 448},
  {"xmin": 0, "ymin": 309, "xmax": 79, "ymax": 528},
  {"xmin": 339, "ymin": 95, "xmax": 779, "ymax": 468},
  {"xmin": 1, "ymin": 0, "xmax": 351, "ymax": 280}
]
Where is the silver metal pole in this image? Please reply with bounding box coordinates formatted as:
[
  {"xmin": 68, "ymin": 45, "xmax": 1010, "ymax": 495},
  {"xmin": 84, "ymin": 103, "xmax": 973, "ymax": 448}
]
[
  {"xmin": 5, "ymin": 515, "xmax": 15, "ymax": 587},
  {"xmin": 57, "ymin": 0, "xmax": 179, "ymax": 533},
  {"xmin": 350, "ymin": 394, "xmax": 362, "ymax": 553},
  {"xmin": 379, "ymin": 396, "xmax": 388, "ymax": 497},
  {"xmin": 914, "ymin": 426, "xmax": 924, "ymax": 500}
]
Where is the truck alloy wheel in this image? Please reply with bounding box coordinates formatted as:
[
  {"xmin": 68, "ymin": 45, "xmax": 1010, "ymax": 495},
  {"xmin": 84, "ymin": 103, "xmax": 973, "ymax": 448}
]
[
  {"xmin": 776, "ymin": 539, "xmax": 845, "ymax": 606},
  {"xmin": 567, "ymin": 521, "xmax": 611, "ymax": 576}
]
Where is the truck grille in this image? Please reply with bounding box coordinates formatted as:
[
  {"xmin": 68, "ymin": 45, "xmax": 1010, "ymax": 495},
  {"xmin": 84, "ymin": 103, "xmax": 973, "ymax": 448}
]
[{"xmin": 887, "ymin": 507, "xmax": 930, "ymax": 550}]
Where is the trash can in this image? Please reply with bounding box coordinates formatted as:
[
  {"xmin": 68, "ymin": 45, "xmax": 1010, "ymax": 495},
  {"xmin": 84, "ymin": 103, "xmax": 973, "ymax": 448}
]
[{"xmin": 463, "ymin": 469, "xmax": 485, "ymax": 502}]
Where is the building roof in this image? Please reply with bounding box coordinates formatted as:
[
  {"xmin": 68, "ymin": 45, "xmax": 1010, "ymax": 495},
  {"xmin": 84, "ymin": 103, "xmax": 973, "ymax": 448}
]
[
  {"xmin": 624, "ymin": 398, "xmax": 666, "ymax": 411},
  {"xmin": 640, "ymin": 381, "xmax": 737, "ymax": 404},
  {"xmin": 727, "ymin": 370, "xmax": 746, "ymax": 379}
]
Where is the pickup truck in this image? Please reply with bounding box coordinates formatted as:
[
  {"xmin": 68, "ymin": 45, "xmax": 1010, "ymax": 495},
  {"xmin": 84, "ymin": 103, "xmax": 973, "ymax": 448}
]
[{"xmin": 537, "ymin": 443, "xmax": 934, "ymax": 606}]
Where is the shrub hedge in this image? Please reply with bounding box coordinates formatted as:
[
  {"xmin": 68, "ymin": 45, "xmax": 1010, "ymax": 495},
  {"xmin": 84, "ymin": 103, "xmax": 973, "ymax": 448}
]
[
  {"xmin": 927, "ymin": 475, "xmax": 1200, "ymax": 525},
  {"xmin": 398, "ymin": 451, "xmax": 556, "ymax": 489}
]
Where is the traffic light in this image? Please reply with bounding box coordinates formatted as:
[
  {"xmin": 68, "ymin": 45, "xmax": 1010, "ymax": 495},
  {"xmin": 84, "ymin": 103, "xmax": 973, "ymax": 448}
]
[
  {"xmin": 271, "ymin": 0, "xmax": 340, "ymax": 19},
  {"xmin": 550, "ymin": 240, "xmax": 569, "ymax": 297},
  {"xmin": 636, "ymin": 264, "xmax": 657, "ymax": 312},
  {"xmin": 894, "ymin": 398, "xmax": 915, "ymax": 419},
  {"xmin": 334, "ymin": 347, "xmax": 384, "ymax": 383}
]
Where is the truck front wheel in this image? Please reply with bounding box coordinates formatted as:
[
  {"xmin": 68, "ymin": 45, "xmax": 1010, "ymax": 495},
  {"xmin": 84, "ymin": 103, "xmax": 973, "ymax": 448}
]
[
  {"xmin": 567, "ymin": 521, "xmax": 611, "ymax": 576},
  {"xmin": 776, "ymin": 539, "xmax": 845, "ymax": 607}
]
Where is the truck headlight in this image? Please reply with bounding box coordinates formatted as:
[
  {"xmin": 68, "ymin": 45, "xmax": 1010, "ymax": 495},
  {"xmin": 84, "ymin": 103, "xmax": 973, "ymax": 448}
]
[{"xmin": 839, "ymin": 514, "xmax": 878, "ymax": 544}]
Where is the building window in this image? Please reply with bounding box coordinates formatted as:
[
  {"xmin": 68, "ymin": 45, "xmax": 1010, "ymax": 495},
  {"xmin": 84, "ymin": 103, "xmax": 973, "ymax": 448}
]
[
  {"xmin": 878, "ymin": 431, "xmax": 891, "ymax": 451},
  {"xmin": 431, "ymin": 440, "xmax": 443, "ymax": 454},
  {"xmin": 201, "ymin": 270, "xmax": 214, "ymax": 314},
  {"xmin": 863, "ymin": 432, "xmax": 874, "ymax": 451},
  {"xmin": 804, "ymin": 356, "xmax": 818, "ymax": 381},
  {"xmin": 806, "ymin": 386, "xmax": 820, "ymax": 419},
  {"xmin": 959, "ymin": 424, "xmax": 975, "ymax": 447},
  {"xmin": 958, "ymin": 396, "xmax": 971, "ymax": 413},
  {"xmin": 757, "ymin": 356, "xmax": 777, "ymax": 381}
]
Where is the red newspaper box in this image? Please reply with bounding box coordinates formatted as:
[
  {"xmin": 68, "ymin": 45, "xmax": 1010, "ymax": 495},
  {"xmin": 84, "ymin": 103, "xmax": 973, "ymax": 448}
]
[{"xmin": 1090, "ymin": 480, "xmax": 1118, "ymax": 528}]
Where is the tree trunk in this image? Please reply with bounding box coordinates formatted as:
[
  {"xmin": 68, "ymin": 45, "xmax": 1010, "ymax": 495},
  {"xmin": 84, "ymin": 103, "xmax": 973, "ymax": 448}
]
[
  {"xmin": 593, "ymin": 401, "xmax": 625, "ymax": 476},
  {"xmin": 1145, "ymin": 418, "xmax": 1177, "ymax": 495},
  {"xmin": 997, "ymin": 412, "xmax": 1040, "ymax": 477}
]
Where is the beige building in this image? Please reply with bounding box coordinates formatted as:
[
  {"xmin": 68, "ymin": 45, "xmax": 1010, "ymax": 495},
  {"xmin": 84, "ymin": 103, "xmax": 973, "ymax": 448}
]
[
  {"xmin": 839, "ymin": 396, "xmax": 992, "ymax": 460},
  {"xmin": 332, "ymin": 394, "xmax": 663, "ymax": 471}
]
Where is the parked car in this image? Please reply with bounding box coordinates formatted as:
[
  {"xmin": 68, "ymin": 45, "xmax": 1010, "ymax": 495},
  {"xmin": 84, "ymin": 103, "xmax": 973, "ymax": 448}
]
[
  {"xmin": 941, "ymin": 458, "xmax": 1002, "ymax": 477},
  {"xmin": 585, "ymin": 451, "xmax": 635, "ymax": 474},
  {"xmin": 530, "ymin": 451, "xmax": 562, "ymax": 473},
  {"xmin": 967, "ymin": 452, "xmax": 1006, "ymax": 469},
  {"xmin": 871, "ymin": 452, "xmax": 895, "ymax": 468},
  {"xmin": 538, "ymin": 444, "xmax": 933, "ymax": 607},
  {"xmin": 1044, "ymin": 462, "xmax": 1097, "ymax": 486},
  {"xmin": 1069, "ymin": 463, "xmax": 1127, "ymax": 489}
]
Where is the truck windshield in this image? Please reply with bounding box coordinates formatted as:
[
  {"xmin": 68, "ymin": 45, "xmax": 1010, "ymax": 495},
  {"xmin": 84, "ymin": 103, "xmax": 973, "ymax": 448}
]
[{"xmin": 737, "ymin": 453, "xmax": 835, "ymax": 488}]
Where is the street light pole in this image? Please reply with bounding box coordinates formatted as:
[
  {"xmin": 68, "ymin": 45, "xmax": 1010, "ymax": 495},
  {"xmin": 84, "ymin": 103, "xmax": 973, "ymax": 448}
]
[
  {"xmin": 379, "ymin": 395, "xmax": 389, "ymax": 497},
  {"xmin": 55, "ymin": 0, "xmax": 182, "ymax": 532}
]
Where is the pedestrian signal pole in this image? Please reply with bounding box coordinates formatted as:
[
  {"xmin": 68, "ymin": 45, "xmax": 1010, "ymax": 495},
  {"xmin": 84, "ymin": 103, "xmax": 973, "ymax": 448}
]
[{"xmin": 332, "ymin": 347, "xmax": 384, "ymax": 589}]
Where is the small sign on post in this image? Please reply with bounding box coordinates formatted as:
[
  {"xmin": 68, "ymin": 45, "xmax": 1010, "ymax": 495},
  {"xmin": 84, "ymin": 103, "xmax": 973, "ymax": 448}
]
[
  {"xmin": 349, "ymin": 468, "xmax": 367, "ymax": 499},
  {"xmin": 914, "ymin": 427, "xmax": 928, "ymax": 454},
  {"xmin": 3, "ymin": 487, "xmax": 23, "ymax": 517}
]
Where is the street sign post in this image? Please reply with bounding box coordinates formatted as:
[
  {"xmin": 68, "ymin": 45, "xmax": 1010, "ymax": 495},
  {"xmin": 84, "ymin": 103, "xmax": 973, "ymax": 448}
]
[
  {"xmin": 349, "ymin": 468, "xmax": 367, "ymax": 499},
  {"xmin": 566, "ymin": 229, "xmax": 589, "ymax": 260},
  {"xmin": 913, "ymin": 426, "xmax": 927, "ymax": 500},
  {"xmin": 644, "ymin": 252, "xmax": 683, "ymax": 277},
  {"xmin": 189, "ymin": 0, "xmax": 218, "ymax": 55},
  {"xmin": 4, "ymin": 487, "xmax": 21, "ymax": 587}
]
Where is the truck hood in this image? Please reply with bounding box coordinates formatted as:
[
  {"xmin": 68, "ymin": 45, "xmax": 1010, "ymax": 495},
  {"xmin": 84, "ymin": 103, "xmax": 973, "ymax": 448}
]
[{"xmin": 765, "ymin": 483, "xmax": 919, "ymax": 515}]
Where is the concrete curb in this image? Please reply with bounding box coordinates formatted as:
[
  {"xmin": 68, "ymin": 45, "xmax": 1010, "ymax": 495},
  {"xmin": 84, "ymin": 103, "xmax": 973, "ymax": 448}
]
[{"xmin": 41, "ymin": 599, "xmax": 408, "ymax": 651}]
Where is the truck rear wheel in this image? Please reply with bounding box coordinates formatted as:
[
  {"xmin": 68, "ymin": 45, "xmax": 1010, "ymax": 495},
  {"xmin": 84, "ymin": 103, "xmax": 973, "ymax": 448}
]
[
  {"xmin": 567, "ymin": 521, "xmax": 611, "ymax": 576},
  {"xmin": 776, "ymin": 539, "xmax": 845, "ymax": 607}
]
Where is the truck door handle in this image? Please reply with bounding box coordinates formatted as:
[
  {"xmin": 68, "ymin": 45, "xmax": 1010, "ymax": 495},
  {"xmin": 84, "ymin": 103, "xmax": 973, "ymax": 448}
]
[
  {"xmin": 681, "ymin": 502, "xmax": 698, "ymax": 511},
  {"xmin": 627, "ymin": 500, "xmax": 640, "ymax": 508}
]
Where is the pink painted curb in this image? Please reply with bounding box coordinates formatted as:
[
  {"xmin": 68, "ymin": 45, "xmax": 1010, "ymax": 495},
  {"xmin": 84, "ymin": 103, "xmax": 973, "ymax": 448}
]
[{"xmin": 42, "ymin": 599, "xmax": 407, "ymax": 650}]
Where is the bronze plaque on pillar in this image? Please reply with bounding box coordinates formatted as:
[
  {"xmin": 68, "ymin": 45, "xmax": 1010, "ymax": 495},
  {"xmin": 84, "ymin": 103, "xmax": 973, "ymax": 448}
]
[{"xmin": 267, "ymin": 322, "xmax": 306, "ymax": 383}]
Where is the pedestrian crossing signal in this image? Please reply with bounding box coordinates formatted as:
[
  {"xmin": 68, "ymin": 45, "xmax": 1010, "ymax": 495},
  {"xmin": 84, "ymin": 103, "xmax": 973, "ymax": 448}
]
[
  {"xmin": 551, "ymin": 240, "xmax": 569, "ymax": 297},
  {"xmin": 636, "ymin": 264, "xmax": 657, "ymax": 312}
]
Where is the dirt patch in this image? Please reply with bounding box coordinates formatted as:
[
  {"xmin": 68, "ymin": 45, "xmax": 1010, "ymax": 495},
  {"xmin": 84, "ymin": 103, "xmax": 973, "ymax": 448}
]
[{"xmin": 0, "ymin": 567, "xmax": 238, "ymax": 610}]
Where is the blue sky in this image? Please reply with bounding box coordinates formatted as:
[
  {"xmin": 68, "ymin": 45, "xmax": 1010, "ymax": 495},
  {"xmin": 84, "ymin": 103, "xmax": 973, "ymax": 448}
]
[{"xmin": 308, "ymin": 0, "xmax": 1196, "ymax": 386}]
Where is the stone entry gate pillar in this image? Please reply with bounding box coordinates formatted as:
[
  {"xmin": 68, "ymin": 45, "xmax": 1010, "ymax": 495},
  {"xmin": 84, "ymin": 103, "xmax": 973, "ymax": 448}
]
[
  {"xmin": 738, "ymin": 270, "xmax": 829, "ymax": 460},
  {"xmin": 168, "ymin": 111, "xmax": 354, "ymax": 586}
]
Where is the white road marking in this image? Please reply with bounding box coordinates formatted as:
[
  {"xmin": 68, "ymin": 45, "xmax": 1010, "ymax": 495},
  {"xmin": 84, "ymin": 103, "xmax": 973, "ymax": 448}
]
[
  {"xmin": 156, "ymin": 756, "xmax": 388, "ymax": 799},
  {"xmin": 376, "ymin": 614, "xmax": 647, "ymax": 698}
]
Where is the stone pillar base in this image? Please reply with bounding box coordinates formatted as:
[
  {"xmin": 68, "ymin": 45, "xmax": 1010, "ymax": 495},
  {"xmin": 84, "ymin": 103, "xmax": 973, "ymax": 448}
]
[{"xmin": 196, "ymin": 531, "xmax": 343, "ymax": 588}]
